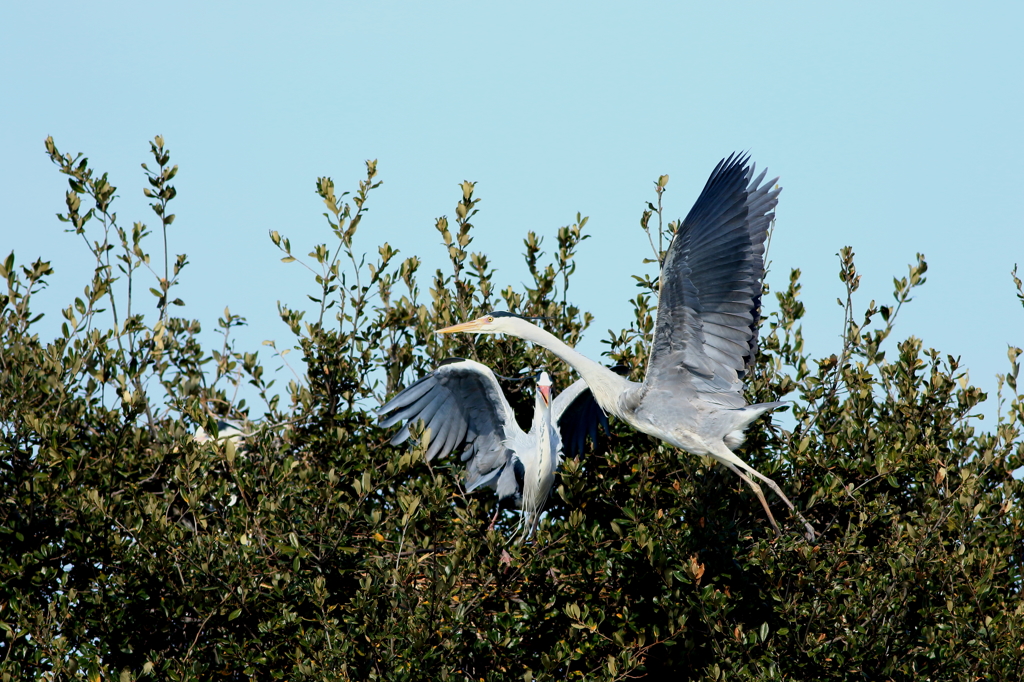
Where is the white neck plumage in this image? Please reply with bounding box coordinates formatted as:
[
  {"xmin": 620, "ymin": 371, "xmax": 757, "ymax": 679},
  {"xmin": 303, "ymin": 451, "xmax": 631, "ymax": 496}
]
[{"xmin": 509, "ymin": 318, "xmax": 633, "ymax": 417}]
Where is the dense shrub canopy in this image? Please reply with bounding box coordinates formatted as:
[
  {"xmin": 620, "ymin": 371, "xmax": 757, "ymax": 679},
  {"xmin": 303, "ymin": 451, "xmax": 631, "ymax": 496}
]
[{"xmin": 1, "ymin": 138, "xmax": 1022, "ymax": 681}]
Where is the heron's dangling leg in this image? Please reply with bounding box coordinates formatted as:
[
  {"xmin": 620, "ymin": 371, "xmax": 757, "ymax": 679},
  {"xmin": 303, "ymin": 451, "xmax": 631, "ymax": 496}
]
[
  {"xmin": 723, "ymin": 462, "xmax": 782, "ymax": 537},
  {"xmin": 742, "ymin": 466, "xmax": 818, "ymax": 541},
  {"xmin": 487, "ymin": 504, "xmax": 501, "ymax": 531},
  {"xmin": 518, "ymin": 514, "xmax": 539, "ymax": 545},
  {"xmin": 713, "ymin": 443, "xmax": 816, "ymax": 541}
]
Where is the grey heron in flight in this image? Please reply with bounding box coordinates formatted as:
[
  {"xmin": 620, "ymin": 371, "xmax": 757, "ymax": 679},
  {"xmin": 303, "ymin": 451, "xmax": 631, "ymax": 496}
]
[
  {"xmin": 437, "ymin": 154, "xmax": 815, "ymax": 540},
  {"xmin": 378, "ymin": 359, "xmax": 607, "ymax": 540}
]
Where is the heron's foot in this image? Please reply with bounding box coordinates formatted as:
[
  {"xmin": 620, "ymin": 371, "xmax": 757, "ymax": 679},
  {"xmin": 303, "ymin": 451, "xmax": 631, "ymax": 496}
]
[{"xmin": 800, "ymin": 519, "xmax": 818, "ymax": 543}]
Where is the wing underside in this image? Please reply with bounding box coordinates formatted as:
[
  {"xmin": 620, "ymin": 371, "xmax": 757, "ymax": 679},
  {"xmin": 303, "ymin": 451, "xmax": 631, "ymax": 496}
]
[
  {"xmin": 552, "ymin": 378, "xmax": 609, "ymax": 458},
  {"xmin": 378, "ymin": 358, "xmax": 521, "ymax": 492},
  {"xmin": 645, "ymin": 153, "xmax": 780, "ymax": 405}
]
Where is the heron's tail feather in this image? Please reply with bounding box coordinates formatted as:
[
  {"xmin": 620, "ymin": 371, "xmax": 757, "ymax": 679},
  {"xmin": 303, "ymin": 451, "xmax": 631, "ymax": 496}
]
[
  {"xmin": 518, "ymin": 483, "xmax": 547, "ymax": 542},
  {"xmin": 724, "ymin": 400, "xmax": 787, "ymax": 450}
]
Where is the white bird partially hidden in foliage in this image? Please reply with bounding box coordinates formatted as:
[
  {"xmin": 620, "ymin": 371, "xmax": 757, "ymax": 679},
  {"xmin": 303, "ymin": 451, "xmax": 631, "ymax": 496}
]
[
  {"xmin": 192, "ymin": 420, "xmax": 246, "ymax": 450},
  {"xmin": 437, "ymin": 154, "xmax": 816, "ymax": 540},
  {"xmin": 378, "ymin": 359, "xmax": 607, "ymax": 539}
]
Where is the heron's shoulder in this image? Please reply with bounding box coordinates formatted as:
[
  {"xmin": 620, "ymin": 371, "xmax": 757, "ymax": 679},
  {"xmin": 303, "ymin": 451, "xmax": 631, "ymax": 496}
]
[
  {"xmin": 433, "ymin": 358, "xmax": 504, "ymax": 390},
  {"xmin": 435, "ymin": 357, "xmax": 493, "ymax": 376}
]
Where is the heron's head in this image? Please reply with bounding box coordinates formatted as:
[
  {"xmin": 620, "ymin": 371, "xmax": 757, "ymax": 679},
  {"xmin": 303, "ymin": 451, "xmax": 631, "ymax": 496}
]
[
  {"xmin": 537, "ymin": 371, "xmax": 552, "ymax": 407},
  {"xmin": 435, "ymin": 311, "xmax": 527, "ymax": 336}
]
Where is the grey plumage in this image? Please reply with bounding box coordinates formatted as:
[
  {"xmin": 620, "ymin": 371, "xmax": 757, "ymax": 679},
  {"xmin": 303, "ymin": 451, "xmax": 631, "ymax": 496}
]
[
  {"xmin": 378, "ymin": 358, "xmax": 607, "ymax": 538},
  {"xmin": 436, "ymin": 154, "xmax": 816, "ymax": 540},
  {"xmin": 645, "ymin": 154, "xmax": 777, "ymax": 404}
]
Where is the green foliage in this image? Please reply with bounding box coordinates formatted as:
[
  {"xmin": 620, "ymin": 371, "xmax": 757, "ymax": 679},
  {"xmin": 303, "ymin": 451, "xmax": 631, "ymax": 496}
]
[{"xmin": 1, "ymin": 138, "xmax": 1022, "ymax": 680}]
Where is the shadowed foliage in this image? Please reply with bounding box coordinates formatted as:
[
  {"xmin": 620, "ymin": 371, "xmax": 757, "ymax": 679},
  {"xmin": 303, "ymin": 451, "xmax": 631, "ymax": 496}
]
[{"xmin": 1, "ymin": 138, "xmax": 1022, "ymax": 681}]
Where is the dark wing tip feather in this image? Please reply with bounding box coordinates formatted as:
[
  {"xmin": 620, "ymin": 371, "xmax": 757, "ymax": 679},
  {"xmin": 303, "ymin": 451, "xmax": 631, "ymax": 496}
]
[
  {"xmin": 647, "ymin": 153, "xmax": 781, "ymax": 393},
  {"xmin": 555, "ymin": 382, "xmax": 607, "ymax": 458}
]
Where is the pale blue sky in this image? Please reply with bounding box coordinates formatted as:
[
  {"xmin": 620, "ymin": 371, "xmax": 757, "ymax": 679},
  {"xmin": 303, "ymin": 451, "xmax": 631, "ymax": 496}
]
[{"xmin": 2, "ymin": 2, "xmax": 1022, "ymax": 422}]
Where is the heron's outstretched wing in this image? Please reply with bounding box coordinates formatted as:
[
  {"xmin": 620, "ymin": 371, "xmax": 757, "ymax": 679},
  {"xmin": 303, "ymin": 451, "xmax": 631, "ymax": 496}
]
[
  {"xmin": 378, "ymin": 358, "xmax": 521, "ymax": 490},
  {"xmin": 645, "ymin": 153, "xmax": 780, "ymax": 406},
  {"xmin": 552, "ymin": 378, "xmax": 608, "ymax": 458}
]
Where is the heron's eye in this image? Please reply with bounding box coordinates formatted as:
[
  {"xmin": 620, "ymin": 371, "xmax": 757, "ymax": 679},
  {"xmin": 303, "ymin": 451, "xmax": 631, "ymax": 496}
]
[{"xmin": 486, "ymin": 316, "xmax": 494, "ymax": 322}]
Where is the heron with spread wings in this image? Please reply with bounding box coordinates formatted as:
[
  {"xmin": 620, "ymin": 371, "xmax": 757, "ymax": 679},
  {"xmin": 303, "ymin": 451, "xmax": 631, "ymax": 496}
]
[
  {"xmin": 378, "ymin": 359, "xmax": 606, "ymax": 539},
  {"xmin": 436, "ymin": 154, "xmax": 815, "ymax": 539}
]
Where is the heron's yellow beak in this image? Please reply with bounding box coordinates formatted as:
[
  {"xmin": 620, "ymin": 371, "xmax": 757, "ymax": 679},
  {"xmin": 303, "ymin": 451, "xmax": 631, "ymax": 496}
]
[{"xmin": 435, "ymin": 317, "xmax": 490, "ymax": 335}]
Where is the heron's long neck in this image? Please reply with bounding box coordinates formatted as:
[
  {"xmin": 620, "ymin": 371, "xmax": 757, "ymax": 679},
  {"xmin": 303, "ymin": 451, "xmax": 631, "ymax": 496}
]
[{"xmin": 514, "ymin": 322, "xmax": 631, "ymax": 416}]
